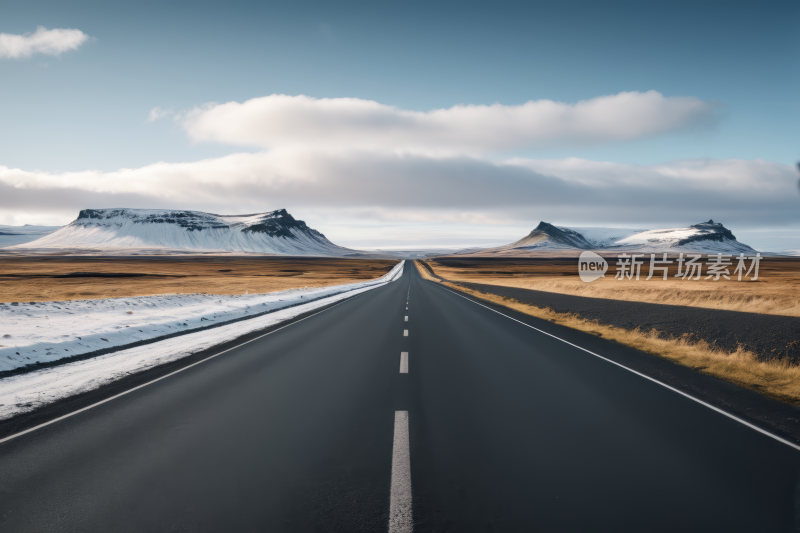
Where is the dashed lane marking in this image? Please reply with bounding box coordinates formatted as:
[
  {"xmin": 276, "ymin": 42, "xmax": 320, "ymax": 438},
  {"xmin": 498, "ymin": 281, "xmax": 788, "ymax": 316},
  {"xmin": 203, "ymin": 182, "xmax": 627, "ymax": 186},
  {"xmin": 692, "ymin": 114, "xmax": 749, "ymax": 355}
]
[
  {"xmin": 388, "ymin": 411, "xmax": 413, "ymax": 533},
  {"xmin": 403, "ymin": 330, "xmax": 408, "ymax": 337},
  {"xmin": 400, "ymin": 352, "xmax": 408, "ymax": 373}
]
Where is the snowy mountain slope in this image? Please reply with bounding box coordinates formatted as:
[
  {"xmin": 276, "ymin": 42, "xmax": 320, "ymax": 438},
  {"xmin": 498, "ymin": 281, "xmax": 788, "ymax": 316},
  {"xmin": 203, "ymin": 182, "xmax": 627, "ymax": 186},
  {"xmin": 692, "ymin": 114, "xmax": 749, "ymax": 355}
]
[
  {"xmin": 454, "ymin": 220, "xmax": 759, "ymax": 256},
  {"xmin": 561, "ymin": 227, "xmax": 645, "ymax": 248},
  {"xmin": 0, "ymin": 224, "xmax": 61, "ymax": 248},
  {"xmin": 11, "ymin": 208, "xmax": 362, "ymax": 256},
  {"xmin": 609, "ymin": 221, "xmax": 756, "ymax": 253}
]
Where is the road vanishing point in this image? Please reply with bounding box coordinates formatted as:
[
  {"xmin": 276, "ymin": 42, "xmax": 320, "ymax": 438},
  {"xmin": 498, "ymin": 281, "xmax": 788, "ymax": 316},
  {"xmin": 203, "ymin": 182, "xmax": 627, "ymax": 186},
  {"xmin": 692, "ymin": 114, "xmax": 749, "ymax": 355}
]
[{"xmin": 0, "ymin": 264, "xmax": 798, "ymax": 531}]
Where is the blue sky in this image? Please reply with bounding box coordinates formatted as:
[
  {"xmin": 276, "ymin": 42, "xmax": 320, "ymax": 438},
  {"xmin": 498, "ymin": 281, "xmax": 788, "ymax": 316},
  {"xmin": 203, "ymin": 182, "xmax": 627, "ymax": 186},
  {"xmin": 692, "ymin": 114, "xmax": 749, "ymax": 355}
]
[{"xmin": 1, "ymin": 0, "xmax": 798, "ymax": 249}]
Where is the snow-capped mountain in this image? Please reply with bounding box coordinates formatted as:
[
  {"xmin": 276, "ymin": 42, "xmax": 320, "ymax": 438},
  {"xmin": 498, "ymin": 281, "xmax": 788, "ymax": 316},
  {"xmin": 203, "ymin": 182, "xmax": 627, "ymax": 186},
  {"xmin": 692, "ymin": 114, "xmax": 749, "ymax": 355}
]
[
  {"xmin": 11, "ymin": 208, "xmax": 363, "ymax": 256},
  {"xmin": 0, "ymin": 224, "xmax": 62, "ymax": 248},
  {"xmin": 608, "ymin": 220, "xmax": 757, "ymax": 254},
  {"xmin": 477, "ymin": 222, "xmax": 594, "ymax": 253},
  {"xmin": 454, "ymin": 220, "xmax": 758, "ymax": 256}
]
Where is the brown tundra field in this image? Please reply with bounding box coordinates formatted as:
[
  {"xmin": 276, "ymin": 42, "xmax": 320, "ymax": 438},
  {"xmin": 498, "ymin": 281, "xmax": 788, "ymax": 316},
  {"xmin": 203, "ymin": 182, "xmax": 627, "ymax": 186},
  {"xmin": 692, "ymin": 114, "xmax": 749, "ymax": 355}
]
[
  {"xmin": 0, "ymin": 256, "xmax": 398, "ymax": 302},
  {"xmin": 426, "ymin": 255, "xmax": 800, "ymax": 317}
]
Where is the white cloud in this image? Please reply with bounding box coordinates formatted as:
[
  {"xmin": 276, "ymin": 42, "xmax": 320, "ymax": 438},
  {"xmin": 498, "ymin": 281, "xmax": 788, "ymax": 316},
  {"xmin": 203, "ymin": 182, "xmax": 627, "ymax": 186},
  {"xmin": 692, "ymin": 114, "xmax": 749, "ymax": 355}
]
[
  {"xmin": 3, "ymin": 91, "xmax": 794, "ymax": 249},
  {"xmin": 147, "ymin": 106, "xmax": 173, "ymax": 122},
  {"xmin": 0, "ymin": 26, "xmax": 89, "ymax": 59},
  {"xmin": 182, "ymin": 91, "xmax": 720, "ymax": 153}
]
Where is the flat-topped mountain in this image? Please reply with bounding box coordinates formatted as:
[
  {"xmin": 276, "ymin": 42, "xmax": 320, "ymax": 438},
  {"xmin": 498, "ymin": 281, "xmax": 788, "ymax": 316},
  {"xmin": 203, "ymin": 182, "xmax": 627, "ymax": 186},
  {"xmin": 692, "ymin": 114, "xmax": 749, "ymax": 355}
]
[
  {"xmin": 11, "ymin": 208, "xmax": 363, "ymax": 256},
  {"xmin": 608, "ymin": 220, "xmax": 756, "ymax": 254}
]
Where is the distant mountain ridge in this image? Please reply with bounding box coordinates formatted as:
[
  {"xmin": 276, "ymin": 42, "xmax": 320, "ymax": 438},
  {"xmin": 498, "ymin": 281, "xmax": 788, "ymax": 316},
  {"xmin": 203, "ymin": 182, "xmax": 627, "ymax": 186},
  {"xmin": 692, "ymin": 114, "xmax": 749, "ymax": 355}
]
[
  {"xmin": 606, "ymin": 220, "xmax": 757, "ymax": 254},
  {"xmin": 453, "ymin": 220, "xmax": 759, "ymax": 256},
  {"xmin": 11, "ymin": 208, "xmax": 365, "ymax": 256},
  {"xmin": 0, "ymin": 224, "xmax": 62, "ymax": 248}
]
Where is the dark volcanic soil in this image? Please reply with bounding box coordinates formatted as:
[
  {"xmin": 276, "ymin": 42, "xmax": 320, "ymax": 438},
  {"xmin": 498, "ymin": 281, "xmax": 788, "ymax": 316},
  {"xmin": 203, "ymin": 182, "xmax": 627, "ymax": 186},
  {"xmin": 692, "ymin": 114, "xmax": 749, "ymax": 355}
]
[{"xmin": 458, "ymin": 281, "xmax": 800, "ymax": 361}]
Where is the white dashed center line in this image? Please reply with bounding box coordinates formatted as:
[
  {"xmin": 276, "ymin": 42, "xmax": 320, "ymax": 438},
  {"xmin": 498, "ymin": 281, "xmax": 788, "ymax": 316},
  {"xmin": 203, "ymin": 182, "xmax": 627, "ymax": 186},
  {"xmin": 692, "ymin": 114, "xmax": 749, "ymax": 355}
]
[
  {"xmin": 400, "ymin": 352, "xmax": 408, "ymax": 373},
  {"xmin": 404, "ymin": 316, "xmax": 408, "ymax": 322},
  {"xmin": 388, "ymin": 411, "xmax": 413, "ymax": 533},
  {"xmin": 403, "ymin": 330, "xmax": 408, "ymax": 336}
]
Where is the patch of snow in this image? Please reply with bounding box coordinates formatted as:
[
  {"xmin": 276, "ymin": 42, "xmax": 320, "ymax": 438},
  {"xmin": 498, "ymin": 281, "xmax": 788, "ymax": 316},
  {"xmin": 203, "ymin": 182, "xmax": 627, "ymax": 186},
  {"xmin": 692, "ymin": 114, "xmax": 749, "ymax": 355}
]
[
  {"xmin": 0, "ymin": 261, "xmax": 403, "ymax": 421},
  {"xmin": 614, "ymin": 227, "xmax": 697, "ymax": 246},
  {"xmin": 0, "ymin": 261, "xmax": 404, "ymax": 372},
  {"xmin": 561, "ymin": 227, "xmax": 646, "ymax": 248}
]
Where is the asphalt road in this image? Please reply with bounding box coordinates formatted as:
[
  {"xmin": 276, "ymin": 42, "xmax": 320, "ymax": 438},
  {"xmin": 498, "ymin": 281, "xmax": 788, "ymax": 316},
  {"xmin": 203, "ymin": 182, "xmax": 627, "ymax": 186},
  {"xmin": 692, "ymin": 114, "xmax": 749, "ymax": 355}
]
[{"xmin": 1, "ymin": 264, "xmax": 799, "ymax": 531}]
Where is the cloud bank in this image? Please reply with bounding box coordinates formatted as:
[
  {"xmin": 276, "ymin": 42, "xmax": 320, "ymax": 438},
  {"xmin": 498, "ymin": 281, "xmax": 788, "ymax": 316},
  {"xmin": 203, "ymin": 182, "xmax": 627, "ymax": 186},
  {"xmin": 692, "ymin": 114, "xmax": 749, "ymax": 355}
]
[
  {"xmin": 0, "ymin": 153, "xmax": 795, "ymax": 230},
  {"xmin": 2, "ymin": 91, "xmax": 794, "ymax": 246},
  {"xmin": 0, "ymin": 26, "xmax": 89, "ymax": 59},
  {"xmin": 182, "ymin": 91, "xmax": 720, "ymax": 153}
]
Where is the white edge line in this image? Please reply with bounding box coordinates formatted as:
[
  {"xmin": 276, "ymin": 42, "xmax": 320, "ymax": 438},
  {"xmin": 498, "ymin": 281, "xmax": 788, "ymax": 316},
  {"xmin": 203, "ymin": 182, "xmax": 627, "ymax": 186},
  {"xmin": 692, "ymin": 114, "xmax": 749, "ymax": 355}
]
[
  {"xmin": 433, "ymin": 282, "xmax": 800, "ymax": 453},
  {"xmin": 0, "ymin": 288, "xmax": 371, "ymax": 445}
]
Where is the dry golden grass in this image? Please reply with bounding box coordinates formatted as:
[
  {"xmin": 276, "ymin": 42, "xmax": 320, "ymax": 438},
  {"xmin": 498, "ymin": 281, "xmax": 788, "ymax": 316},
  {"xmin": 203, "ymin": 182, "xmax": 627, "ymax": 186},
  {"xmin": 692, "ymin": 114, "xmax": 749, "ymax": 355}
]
[
  {"xmin": 414, "ymin": 260, "xmax": 442, "ymax": 284},
  {"xmin": 0, "ymin": 257, "xmax": 398, "ymax": 302},
  {"xmin": 414, "ymin": 260, "xmax": 800, "ymax": 405},
  {"xmin": 429, "ymin": 257, "xmax": 800, "ymax": 317}
]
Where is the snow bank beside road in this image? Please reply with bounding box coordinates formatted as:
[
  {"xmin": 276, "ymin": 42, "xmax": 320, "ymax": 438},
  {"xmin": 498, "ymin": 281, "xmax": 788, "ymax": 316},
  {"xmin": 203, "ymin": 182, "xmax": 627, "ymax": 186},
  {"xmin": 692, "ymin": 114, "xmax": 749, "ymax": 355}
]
[
  {"xmin": 0, "ymin": 261, "xmax": 403, "ymax": 421},
  {"xmin": 0, "ymin": 261, "xmax": 404, "ymax": 372}
]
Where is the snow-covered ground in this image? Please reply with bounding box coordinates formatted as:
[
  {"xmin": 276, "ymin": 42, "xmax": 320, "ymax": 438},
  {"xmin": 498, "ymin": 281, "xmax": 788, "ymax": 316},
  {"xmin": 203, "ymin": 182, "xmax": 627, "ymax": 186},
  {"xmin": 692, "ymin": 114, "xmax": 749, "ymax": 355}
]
[
  {"xmin": 0, "ymin": 261, "xmax": 403, "ymax": 420},
  {"xmin": 0, "ymin": 261, "xmax": 404, "ymax": 373}
]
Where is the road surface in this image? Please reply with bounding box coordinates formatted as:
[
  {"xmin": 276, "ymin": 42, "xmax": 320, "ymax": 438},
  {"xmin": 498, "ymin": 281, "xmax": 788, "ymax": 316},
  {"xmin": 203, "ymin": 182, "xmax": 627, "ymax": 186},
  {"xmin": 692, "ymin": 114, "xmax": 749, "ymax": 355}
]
[{"xmin": 0, "ymin": 264, "xmax": 798, "ymax": 531}]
